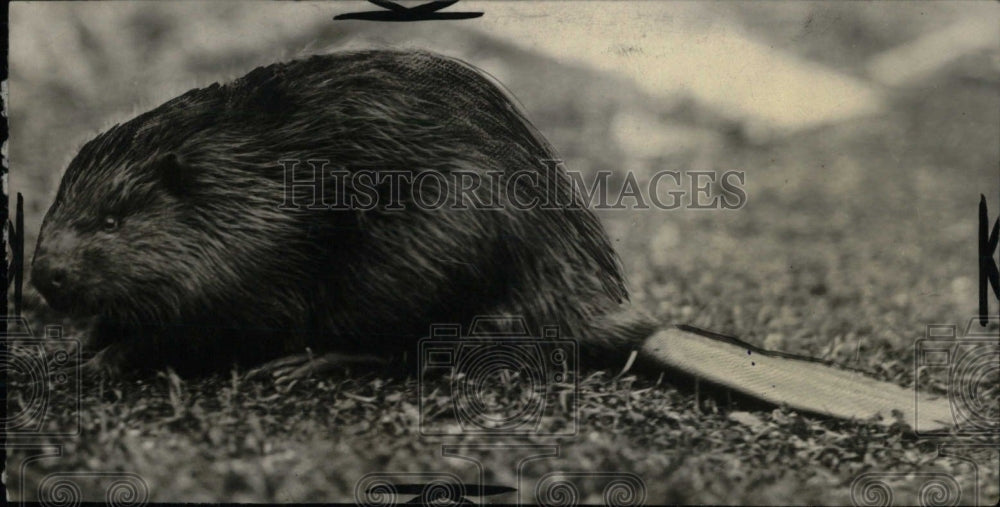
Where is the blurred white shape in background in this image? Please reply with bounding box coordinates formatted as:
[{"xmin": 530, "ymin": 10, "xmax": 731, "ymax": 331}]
[
  {"xmin": 611, "ymin": 110, "xmax": 720, "ymax": 162},
  {"xmin": 867, "ymin": 14, "xmax": 1000, "ymax": 87},
  {"xmin": 470, "ymin": 1, "xmax": 885, "ymax": 136}
]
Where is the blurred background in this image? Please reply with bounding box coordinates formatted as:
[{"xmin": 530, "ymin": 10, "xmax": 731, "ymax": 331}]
[{"xmin": 7, "ymin": 1, "xmax": 1000, "ymax": 503}]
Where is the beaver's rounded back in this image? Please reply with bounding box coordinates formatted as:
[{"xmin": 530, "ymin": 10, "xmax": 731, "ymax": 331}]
[{"xmin": 31, "ymin": 50, "xmax": 631, "ymax": 369}]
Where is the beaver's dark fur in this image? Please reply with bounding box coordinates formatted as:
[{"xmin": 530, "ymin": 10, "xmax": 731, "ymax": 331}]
[{"xmin": 31, "ymin": 49, "xmax": 656, "ymax": 376}]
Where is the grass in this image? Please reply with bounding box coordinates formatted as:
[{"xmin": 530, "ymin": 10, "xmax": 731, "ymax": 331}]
[
  {"xmin": 6, "ymin": 3, "xmax": 1000, "ymax": 504},
  {"xmin": 8, "ymin": 363, "xmax": 998, "ymax": 503}
]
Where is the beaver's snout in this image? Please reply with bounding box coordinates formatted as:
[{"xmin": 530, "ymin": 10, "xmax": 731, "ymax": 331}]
[
  {"xmin": 32, "ymin": 256, "xmax": 73, "ymax": 312},
  {"xmin": 31, "ymin": 230, "xmax": 82, "ymax": 312}
]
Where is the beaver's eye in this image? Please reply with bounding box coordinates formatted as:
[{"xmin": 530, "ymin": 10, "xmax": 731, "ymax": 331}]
[{"xmin": 102, "ymin": 216, "xmax": 120, "ymax": 232}]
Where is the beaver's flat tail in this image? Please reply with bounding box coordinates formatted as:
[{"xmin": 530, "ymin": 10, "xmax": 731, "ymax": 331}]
[{"xmin": 641, "ymin": 325, "xmax": 955, "ymax": 431}]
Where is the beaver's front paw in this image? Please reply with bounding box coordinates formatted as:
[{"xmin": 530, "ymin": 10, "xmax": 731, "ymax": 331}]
[
  {"xmin": 74, "ymin": 344, "xmax": 136, "ymax": 381},
  {"xmin": 245, "ymin": 351, "xmax": 387, "ymax": 386}
]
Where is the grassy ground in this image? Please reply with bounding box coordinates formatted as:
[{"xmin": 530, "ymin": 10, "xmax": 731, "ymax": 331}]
[{"xmin": 7, "ymin": 2, "xmax": 1000, "ymax": 504}]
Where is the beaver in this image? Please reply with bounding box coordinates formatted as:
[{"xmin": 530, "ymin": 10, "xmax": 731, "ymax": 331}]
[
  {"xmin": 31, "ymin": 49, "xmax": 657, "ymax": 378},
  {"xmin": 28, "ymin": 50, "xmax": 962, "ymax": 432}
]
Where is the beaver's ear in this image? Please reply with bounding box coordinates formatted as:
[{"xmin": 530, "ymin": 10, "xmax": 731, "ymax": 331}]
[{"xmin": 151, "ymin": 153, "xmax": 192, "ymax": 195}]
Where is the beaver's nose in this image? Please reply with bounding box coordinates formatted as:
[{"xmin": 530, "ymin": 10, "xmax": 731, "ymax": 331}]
[
  {"xmin": 31, "ymin": 259, "xmax": 75, "ymax": 312},
  {"xmin": 31, "ymin": 227, "xmax": 82, "ymax": 301},
  {"xmin": 48, "ymin": 267, "xmax": 67, "ymax": 288},
  {"xmin": 32, "ymin": 258, "xmax": 68, "ymax": 295}
]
